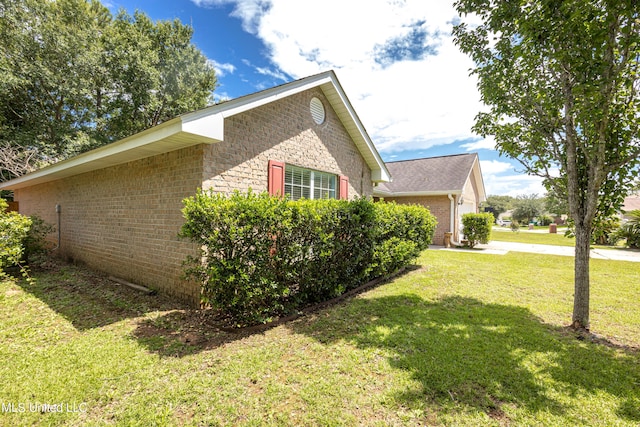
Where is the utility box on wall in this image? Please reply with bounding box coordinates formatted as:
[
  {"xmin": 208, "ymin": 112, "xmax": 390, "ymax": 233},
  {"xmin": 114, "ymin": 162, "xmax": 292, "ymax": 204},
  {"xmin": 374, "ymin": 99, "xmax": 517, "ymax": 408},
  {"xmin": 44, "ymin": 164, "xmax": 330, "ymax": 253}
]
[{"xmin": 4, "ymin": 201, "xmax": 18, "ymax": 212}]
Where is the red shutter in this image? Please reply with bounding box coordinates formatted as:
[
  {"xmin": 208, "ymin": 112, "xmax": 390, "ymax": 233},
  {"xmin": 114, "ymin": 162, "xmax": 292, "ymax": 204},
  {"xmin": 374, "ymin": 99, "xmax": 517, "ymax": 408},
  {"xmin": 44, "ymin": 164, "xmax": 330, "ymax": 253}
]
[
  {"xmin": 268, "ymin": 160, "xmax": 285, "ymax": 197},
  {"xmin": 339, "ymin": 175, "xmax": 349, "ymax": 200}
]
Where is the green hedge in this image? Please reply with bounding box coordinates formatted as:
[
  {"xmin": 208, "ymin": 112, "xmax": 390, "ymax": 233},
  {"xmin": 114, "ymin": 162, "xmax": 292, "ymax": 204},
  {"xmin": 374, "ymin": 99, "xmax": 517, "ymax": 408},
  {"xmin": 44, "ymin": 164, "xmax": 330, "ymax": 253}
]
[
  {"xmin": 180, "ymin": 191, "xmax": 436, "ymax": 326},
  {"xmin": 0, "ymin": 199, "xmax": 32, "ymax": 277},
  {"xmin": 462, "ymin": 212, "xmax": 494, "ymax": 248}
]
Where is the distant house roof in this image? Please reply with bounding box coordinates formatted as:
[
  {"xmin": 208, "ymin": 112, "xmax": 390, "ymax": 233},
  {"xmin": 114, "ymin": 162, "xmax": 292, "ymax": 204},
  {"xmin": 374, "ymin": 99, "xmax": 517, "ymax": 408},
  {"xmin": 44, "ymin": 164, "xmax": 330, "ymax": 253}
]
[
  {"xmin": 0, "ymin": 70, "xmax": 390, "ymax": 191},
  {"xmin": 375, "ymin": 153, "xmax": 486, "ymax": 200}
]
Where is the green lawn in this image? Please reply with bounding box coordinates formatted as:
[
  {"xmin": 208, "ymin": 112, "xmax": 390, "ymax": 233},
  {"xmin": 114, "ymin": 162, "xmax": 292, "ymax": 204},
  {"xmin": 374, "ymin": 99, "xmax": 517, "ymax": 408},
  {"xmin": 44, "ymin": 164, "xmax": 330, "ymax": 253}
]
[
  {"xmin": 491, "ymin": 227, "xmax": 575, "ymax": 246},
  {"xmin": 1, "ymin": 252, "xmax": 639, "ymax": 426}
]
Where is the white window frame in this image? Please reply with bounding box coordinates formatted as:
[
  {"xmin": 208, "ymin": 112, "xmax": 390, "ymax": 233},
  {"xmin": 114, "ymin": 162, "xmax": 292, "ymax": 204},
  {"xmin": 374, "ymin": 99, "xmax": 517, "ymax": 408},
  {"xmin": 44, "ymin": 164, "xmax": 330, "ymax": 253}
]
[{"xmin": 284, "ymin": 165, "xmax": 337, "ymax": 200}]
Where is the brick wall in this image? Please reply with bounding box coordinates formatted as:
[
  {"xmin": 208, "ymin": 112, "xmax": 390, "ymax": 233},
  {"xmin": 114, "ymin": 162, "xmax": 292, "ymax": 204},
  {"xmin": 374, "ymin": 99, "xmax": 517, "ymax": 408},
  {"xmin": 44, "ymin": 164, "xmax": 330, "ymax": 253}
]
[
  {"xmin": 382, "ymin": 195, "xmax": 452, "ymax": 246},
  {"xmin": 12, "ymin": 88, "xmax": 376, "ymax": 306},
  {"xmin": 202, "ymin": 89, "xmax": 373, "ymax": 198},
  {"xmin": 14, "ymin": 145, "xmax": 204, "ymax": 305}
]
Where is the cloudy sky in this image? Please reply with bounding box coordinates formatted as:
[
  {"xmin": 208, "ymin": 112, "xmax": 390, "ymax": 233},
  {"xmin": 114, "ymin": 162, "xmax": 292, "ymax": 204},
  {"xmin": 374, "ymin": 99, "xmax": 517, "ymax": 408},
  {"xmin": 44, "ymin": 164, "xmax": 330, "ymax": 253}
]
[{"xmin": 106, "ymin": 0, "xmax": 546, "ymax": 197}]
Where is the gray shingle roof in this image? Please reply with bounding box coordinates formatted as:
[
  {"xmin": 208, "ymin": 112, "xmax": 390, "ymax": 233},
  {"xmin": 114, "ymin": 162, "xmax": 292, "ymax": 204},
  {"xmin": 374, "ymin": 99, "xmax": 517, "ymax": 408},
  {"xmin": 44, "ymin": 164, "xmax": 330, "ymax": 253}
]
[{"xmin": 377, "ymin": 153, "xmax": 478, "ymax": 194}]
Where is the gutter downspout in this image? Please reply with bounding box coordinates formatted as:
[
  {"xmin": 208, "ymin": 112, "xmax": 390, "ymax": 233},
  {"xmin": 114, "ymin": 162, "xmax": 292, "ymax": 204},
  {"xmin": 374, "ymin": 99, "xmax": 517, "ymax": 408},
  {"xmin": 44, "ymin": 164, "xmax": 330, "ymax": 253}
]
[{"xmin": 447, "ymin": 194, "xmax": 463, "ymax": 246}]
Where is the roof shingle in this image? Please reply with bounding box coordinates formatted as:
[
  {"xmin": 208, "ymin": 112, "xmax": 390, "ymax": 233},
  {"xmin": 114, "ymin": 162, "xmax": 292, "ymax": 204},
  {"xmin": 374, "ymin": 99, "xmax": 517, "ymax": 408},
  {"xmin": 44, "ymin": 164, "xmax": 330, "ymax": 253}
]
[{"xmin": 377, "ymin": 153, "xmax": 478, "ymax": 194}]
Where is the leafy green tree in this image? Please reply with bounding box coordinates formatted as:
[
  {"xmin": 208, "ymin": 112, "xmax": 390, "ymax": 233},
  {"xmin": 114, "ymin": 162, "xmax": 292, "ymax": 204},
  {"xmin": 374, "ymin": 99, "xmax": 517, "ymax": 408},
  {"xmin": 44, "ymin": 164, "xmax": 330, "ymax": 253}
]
[
  {"xmin": 454, "ymin": 0, "xmax": 640, "ymax": 330},
  {"xmin": 544, "ymin": 193, "xmax": 569, "ymax": 218},
  {"xmin": 483, "ymin": 195, "xmax": 514, "ymax": 221},
  {"xmin": 0, "ymin": 0, "xmax": 216, "ymax": 178},
  {"xmin": 511, "ymin": 194, "xmax": 544, "ymax": 225}
]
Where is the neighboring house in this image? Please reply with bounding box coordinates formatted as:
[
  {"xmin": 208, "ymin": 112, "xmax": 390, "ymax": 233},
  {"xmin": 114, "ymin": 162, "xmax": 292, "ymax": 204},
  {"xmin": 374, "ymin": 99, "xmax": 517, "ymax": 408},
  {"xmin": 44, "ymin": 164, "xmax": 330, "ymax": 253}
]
[
  {"xmin": 373, "ymin": 153, "xmax": 487, "ymax": 245},
  {"xmin": 622, "ymin": 193, "xmax": 640, "ymax": 220},
  {"xmin": 0, "ymin": 70, "xmax": 390, "ymax": 306}
]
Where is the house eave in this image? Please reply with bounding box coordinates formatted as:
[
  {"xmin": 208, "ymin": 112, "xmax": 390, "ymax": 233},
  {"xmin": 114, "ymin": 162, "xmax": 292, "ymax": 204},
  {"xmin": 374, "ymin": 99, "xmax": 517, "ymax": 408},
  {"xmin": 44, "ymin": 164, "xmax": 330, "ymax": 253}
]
[
  {"xmin": 1, "ymin": 70, "xmax": 390, "ymax": 191},
  {"xmin": 194, "ymin": 71, "xmax": 390, "ymax": 183},
  {"xmin": 373, "ymin": 189, "xmax": 463, "ymax": 198},
  {"xmin": 0, "ymin": 115, "xmax": 224, "ymax": 191}
]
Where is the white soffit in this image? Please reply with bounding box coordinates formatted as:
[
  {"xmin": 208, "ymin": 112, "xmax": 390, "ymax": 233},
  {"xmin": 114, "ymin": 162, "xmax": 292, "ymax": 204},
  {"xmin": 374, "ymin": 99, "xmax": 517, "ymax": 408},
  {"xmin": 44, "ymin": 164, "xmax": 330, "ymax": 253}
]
[{"xmin": 0, "ymin": 115, "xmax": 224, "ymax": 190}]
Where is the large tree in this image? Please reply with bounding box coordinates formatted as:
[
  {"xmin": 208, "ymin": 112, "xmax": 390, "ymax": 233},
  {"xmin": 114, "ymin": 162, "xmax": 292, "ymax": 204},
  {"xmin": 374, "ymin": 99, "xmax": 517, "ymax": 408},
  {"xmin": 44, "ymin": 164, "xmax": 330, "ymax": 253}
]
[
  {"xmin": 511, "ymin": 194, "xmax": 544, "ymax": 225},
  {"xmin": 453, "ymin": 0, "xmax": 640, "ymax": 330},
  {"xmin": 0, "ymin": 0, "xmax": 216, "ymax": 178},
  {"xmin": 483, "ymin": 194, "xmax": 514, "ymax": 221}
]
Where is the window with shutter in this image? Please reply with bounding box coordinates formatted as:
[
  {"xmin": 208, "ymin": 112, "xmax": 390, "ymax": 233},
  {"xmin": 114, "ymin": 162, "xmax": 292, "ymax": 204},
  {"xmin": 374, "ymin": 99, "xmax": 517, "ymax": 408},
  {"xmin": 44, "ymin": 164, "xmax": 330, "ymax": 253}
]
[
  {"xmin": 268, "ymin": 160, "xmax": 285, "ymax": 197},
  {"xmin": 283, "ymin": 165, "xmax": 340, "ymax": 200}
]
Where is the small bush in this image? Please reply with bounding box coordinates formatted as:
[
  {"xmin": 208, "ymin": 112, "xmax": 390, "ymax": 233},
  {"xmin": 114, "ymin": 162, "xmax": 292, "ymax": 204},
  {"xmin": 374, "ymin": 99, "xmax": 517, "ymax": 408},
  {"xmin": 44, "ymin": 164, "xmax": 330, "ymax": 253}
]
[
  {"xmin": 537, "ymin": 215, "xmax": 554, "ymax": 226},
  {"xmin": 462, "ymin": 213, "xmax": 494, "ymax": 248},
  {"xmin": 180, "ymin": 191, "xmax": 436, "ymax": 326},
  {"xmin": 566, "ymin": 214, "xmax": 621, "ymax": 245},
  {"xmin": 370, "ymin": 202, "xmax": 436, "ymax": 277},
  {"xmin": 0, "ymin": 199, "xmax": 32, "ymax": 276},
  {"xmin": 610, "ymin": 210, "xmax": 640, "ymax": 248},
  {"xmin": 23, "ymin": 215, "xmax": 55, "ymax": 263}
]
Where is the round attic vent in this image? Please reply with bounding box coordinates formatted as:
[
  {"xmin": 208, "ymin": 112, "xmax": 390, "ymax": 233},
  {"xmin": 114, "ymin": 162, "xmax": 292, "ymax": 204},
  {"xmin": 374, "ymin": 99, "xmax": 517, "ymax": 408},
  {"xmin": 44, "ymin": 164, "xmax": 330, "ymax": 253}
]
[{"xmin": 310, "ymin": 97, "xmax": 325, "ymax": 125}]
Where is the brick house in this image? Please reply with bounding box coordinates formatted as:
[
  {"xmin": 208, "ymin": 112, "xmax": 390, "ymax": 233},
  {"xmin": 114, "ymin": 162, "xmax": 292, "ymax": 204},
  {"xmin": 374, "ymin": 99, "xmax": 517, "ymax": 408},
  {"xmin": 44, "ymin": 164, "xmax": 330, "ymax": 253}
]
[
  {"xmin": 0, "ymin": 71, "xmax": 390, "ymax": 305},
  {"xmin": 374, "ymin": 153, "xmax": 486, "ymax": 246}
]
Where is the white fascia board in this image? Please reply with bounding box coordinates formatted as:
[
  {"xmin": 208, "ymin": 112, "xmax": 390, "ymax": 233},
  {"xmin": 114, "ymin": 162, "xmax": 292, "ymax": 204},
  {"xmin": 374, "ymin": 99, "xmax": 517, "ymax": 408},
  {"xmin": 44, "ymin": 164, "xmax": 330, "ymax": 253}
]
[
  {"xmin": 472, "ymin": 157, "xmax": 487, "ymax": 202},
  {"xmin": 0, "ymin": 115, "xmax": 224, "ymax": 191},
  {"xmin": 372, "ymin": 190, "xmax": 463, "ymax": 197},
  {"xmin": 319, "ymin": 75, "xmax": 391, "ymax": 183},
  {"xmin": 189, "ymin": 73, "xmax": 336, "ymax": 121},
  {"xmin": 461, "ymin": 155, "xmax": 486, "ymax": 203},
  {"xmin": 181, "ymin": 112, "xmax": 224, "ymax": 141}
]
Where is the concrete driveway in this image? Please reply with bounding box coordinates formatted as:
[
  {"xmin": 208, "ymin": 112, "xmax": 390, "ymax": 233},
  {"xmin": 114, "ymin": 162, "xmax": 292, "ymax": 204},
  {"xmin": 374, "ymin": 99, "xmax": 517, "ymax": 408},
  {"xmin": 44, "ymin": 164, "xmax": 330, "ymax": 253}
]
[{"xmin": 433, "ymin": 241, "xmax": 640, "ymax": 263}]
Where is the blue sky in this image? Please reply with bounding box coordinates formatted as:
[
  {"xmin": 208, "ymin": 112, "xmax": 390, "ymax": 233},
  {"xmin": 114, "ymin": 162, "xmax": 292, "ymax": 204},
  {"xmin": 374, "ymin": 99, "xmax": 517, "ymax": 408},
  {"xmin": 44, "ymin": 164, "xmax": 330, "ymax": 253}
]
[{"xmin": 104, "ymin": 0, "xmax": 546, "ymax": 197}]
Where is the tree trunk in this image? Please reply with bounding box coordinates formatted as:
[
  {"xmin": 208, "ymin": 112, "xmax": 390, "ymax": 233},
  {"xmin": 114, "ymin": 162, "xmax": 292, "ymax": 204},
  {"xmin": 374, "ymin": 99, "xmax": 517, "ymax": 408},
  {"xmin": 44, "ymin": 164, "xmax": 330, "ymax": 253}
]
[{"xmin": 572, "ymin": 223, "xmax": 591, "ymax": 330}]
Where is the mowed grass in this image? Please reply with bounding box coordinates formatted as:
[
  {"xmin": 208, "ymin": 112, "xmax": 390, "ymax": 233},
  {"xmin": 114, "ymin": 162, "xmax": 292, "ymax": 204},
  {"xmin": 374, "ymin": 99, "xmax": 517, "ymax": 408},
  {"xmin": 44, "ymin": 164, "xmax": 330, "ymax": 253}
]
[
  {"xmin": 0, "ymin": 252, "xmax": 639, "ymax": 426},
  {"xmin": 491, "ymin": 227, "xmax": 575, "ymax": 246}
]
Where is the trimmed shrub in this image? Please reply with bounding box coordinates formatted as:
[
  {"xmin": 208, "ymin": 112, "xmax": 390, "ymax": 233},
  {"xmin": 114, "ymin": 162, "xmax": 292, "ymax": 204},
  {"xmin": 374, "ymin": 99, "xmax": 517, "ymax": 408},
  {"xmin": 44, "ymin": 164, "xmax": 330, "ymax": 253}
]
[
  {"xmin": 180, "ymin": 191, "xmax": 436, "ymax": 326},
  {"xmin": 370, "ymin": 202, "xmax": 437, "ymax": 277},
  {"xmin": 462, "ymin": 212, "xmax": 494, "ymax": 248},
  {"xmin": 0, "ymin": 199, "xmax": 32, "ymax": 276}
]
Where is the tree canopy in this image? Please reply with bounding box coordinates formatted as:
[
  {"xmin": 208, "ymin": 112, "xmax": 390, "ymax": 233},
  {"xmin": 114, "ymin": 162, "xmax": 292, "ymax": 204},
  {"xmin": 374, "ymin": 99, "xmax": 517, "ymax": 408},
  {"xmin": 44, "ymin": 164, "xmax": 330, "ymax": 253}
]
[
  {"xmin": 483, "ymin": 194, "xmax": 514, "ymax": 220},
  {"xmin": 454, "ymin": 0, "xmax": 640, "ymax": 329},
  {"xmin": 511, "ymin": 194, "xmax": 544, "ymax": 225},
  {"xmin": 0, "ymin": 0, "xmax": 217, "ymax": 180}
]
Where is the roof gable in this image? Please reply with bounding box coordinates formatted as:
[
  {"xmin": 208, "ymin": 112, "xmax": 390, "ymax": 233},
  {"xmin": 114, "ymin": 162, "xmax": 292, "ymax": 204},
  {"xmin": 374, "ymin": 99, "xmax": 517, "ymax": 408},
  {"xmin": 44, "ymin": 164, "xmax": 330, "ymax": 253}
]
[
  {"xmin": 375, "ymin": 153, "xmax": 486, "ymax": 201},
  {"xmin": 1, "ymin": 71, "xmax": 390, "ymax": 190}
]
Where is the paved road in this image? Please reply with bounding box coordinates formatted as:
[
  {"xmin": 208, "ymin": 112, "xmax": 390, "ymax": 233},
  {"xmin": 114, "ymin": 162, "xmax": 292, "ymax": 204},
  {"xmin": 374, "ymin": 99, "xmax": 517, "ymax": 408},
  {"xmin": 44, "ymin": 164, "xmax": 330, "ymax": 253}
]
[{"xmin": 433, "ymin": 241, "xmax": 640, "ymax": 263}]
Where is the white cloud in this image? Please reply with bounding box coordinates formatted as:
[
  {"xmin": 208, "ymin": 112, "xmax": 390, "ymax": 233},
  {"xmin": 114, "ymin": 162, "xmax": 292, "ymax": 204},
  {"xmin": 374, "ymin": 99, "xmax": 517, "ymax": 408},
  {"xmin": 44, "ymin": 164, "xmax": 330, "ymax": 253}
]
[
  {"xmin": 254, "ymin": 66, "xmax": 288, "ymax": 81},
  {"xmin": 480, "ymin": 160, "xmax": 513, "ymax": 175},
  {"xmin": 213, "ymin": 91, "xmax": 232, "ymax": 103},
  {"xmin": 484, "ymin": 173, "xmax": 547, "ymax": 198},
  {"xmin": 461, "ymin": 136, "xmax": 496, "ymax": 152},
  {"xmin": 191, "ymin": 0, "xmax": 482, "ymax": 154},
  {"xmin": 193, "ymin": 0, "xmax": 548, "ymax": 196},
  {"xmin": 207, "ymin": 59, "xmax": 236, "ymax": 77},
  {"xmin": 190, "ymin": 0, "xmax": 270, "ymax": 32}
]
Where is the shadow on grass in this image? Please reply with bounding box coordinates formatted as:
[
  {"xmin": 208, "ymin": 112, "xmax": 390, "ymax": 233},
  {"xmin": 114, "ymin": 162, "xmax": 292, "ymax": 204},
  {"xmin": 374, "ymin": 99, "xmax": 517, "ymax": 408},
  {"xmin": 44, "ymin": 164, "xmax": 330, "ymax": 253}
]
[
  {"xmin": 129, "ymin": 266, "xmax": 425, "ymax": 358},
  {"xmin": 18, "ymin": 262, "xmax": 189, "ymax": 330},
  {"xmin": 287, "ymin": 294, "xmax": 640, "ymax": 423},
  {"xmin": 16, "ymin": 262, "xmax": 253, "ymax": 356}
]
